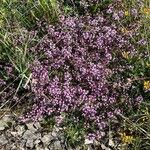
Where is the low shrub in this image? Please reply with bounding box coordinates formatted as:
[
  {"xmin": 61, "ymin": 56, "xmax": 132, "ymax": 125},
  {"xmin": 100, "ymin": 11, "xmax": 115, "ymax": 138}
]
[{"xmin": 22, "ymin": 14, "xmax": 143, "ymax": 140}]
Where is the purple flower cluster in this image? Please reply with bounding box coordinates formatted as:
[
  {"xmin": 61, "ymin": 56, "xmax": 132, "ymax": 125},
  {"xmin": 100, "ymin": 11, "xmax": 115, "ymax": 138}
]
[
  {"xmin": 22, "ymin": 15, "xmax": 143, "ymax": 138},
  {"xmin": 106, "ymin": 2, "xmax": 139, "ymax": 21}
]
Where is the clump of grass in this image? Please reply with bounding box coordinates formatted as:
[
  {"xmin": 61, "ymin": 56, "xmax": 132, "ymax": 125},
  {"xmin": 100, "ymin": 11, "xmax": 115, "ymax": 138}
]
[
  {"xmin": 0, "ymin": 0, "xmax": 60, "ymax": 112},
  {"xmin": 0, "ymin": 0, "xmax": 60, "ymax": 29},
  {"xmin": 61, "ymin": 114, "xmax": 85, "ymax": 148}
]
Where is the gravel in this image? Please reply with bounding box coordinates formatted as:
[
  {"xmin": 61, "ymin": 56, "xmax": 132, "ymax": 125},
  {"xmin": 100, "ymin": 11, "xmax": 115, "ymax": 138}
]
[{"xmin": 0, "ymin": 114, "xmax": 113, "ymax": 150}]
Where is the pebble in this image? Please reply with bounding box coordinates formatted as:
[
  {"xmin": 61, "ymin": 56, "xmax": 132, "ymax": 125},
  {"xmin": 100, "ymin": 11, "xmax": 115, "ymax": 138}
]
[
  {"xmin": 0, "ymin": 134, "xmax": 8, "ymax": 145},
  {"xmin": 15, "ymin": 125, "xmax": 25, "ymax": 135},
  {"xmin": 26, "ymin": 122, "xmax": 37, "ymax": 131},
  {"xmin": 0, "ymin": 114, "xmax": 106, "ymax": 150},
  {"xmin": 51, "ymin": 131, "xmax": 57, "ymax": 137},
  {"xmin": 53, "ymin": 140, "xmax": 62, "ymax": 150},
  {"xmin": 2, "ymin": 115, "xmax": 15, "ymax": 123},
  {"xmin": 41, "ymin": 133, "xmax": 54, "ymax": 145},
  {"xmin": 26, "ymin": 139, "xmax": 34, "ymax": 148},
  {"xmin": 0, "ymin": 120, "xmax": 8, "ymax": 131},
  {"xmin": 22, "ymin": 130, "xmax": 38, "ymax": 140}
]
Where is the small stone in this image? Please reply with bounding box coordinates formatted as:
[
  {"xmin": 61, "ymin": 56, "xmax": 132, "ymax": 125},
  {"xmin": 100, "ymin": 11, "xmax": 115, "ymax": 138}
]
[
  {"xmin": 67, "ymin": 148, "xmax": 74, "ymax": 150},
  {"xmin": 85, "ymin": 139, "xmax": 94, "ymax": 145},
  {"xmin": 26, "ymin": 123, "xmax": 37, "ymax": 132},
  {"xmin": 108, "ymin": 131, "xmax": 115, "ymax": 147},
  {"xmin": 35, "ymin": 145, "xmax": 45, "ymax": 150},
  {"xmin": 87, "ymin": 145, "xmax": 94, "ymax": 150},
  {"xmin": 19, "ymin": 148, "xmax": 25, "ymax": 150},
  {"xmin": 54, "ymin": 126, "xmax": 61, "ymax": 132},
  {"xmin": 0, "ymin": 126, "xmax": 5, "ymax": 131},
  {"xmin": 34, "ymin": 122, "xmax": 41, "ymax": 129},
  {"xmin": 41, "ymin": 134, "xmax": 53, "ymax": 145},
  {"xmin": 26, "ymin": 139, "xmax": 34, "ymax": 148},
  {"xmin": 51, "ymin": 131, "xmax": 57, "ymax": 137},
  {"xmin": 94, "ymin": 140, "xmax": 100, "ymax": 146},
  {"xmin": 34, "ymin": 139, "xmax": 41, "ymax": 145},
  {"xmin": 2, "ymin": 115, "xmax": 16, "ymax": 127},
  {"xmin": 0, "ymin": 120, "xmax": 8, "ymax": 130},
  {"xmin": 0, "ymin": 134, "xmax": 8, "ymax": 145},
  {"xmin": 19, "ymin": 139, "xmax": 26, "ymax": 148},
  {"xmin": 2, "ymin": 115, "xmax": 15, "ymax": 123},
  {"xmin": 108, "ymin": 139, "xmax": 115, "ymax": 147},
  {"xmin": 53, "ymin": 140, "xmax": 62, "ymax": 150},
  {"xmin": 59, "ymin": 134, "xmax": 65, "ymax": 142},
  {"xmin": 10, "ymin": 131, "xmax": 18, "ymax": 136},
  {"xmin": 101, "ymin": 143, "xmax": 111, "ymax": 150},
  {"xmin": 22, "ymin": 130, "xmax": 37, "ymax": 140},
  {"xmin": 10, "ymin": 143, "xmax": 17, "ymax": 150},
  {"xmin": 15, "ymin": 125, "xmax": 25, "ymax": 135}
]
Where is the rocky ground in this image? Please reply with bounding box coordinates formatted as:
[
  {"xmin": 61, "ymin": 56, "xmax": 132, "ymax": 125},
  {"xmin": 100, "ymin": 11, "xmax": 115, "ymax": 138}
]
[
  {"xmin": 0, "ymin": 114, "xmax": 118, "ymax": 150},
  {"xmin": 0, "ymin": 114, "xmax": 68, "ymax": 150},
  {"xmin": 0, "ymin": 114, "xmax": 96, "ymax": 150}
]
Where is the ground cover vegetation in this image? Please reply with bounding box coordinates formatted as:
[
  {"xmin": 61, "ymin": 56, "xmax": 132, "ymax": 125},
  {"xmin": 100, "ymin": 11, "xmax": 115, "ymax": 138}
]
[{"xmin": 0, "ymin": 0, "xmax": 150, "ymax": 149}]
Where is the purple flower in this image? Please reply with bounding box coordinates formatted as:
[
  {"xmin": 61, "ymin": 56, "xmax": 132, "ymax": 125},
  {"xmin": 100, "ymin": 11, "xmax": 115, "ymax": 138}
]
[
  {"xmin": 135, "ymin": 96, "xmax": 143, "ymax": 106},
  {"xmin": 106, "ymin": 7, "xmax": 113, "ymax": 14},
  {"xmin": 21, "ymin": 14, "xmax": 141, "ymax": 140},
  {"xmin": 113, "ymin": 13, "xmax": 120, "ymax": 20},
  {"xmin": 138, "ymin": 39, "xmax": 147, "ymax": 45},
  {"xmin": 118, "ymin": 10, "xmax": 124, "ymax": 18},
  {"xmin": 131, "ymin": 9, "xmax": 138, "ymax": 17}
]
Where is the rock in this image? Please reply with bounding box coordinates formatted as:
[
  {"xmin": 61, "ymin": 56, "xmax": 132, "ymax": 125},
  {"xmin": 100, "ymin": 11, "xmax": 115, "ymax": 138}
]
[
  {"xmin": 35, "ymin": 145, "xmax": 45, "ymax": 150},
  {"xmin": 34, "ymin": 122, "xmax": 41, "ymax": 129},
  {"xmin": 0, "ymin": 115, "xmax": 16, "ymax": 131},
  {"xmin": 2, "ymin": 115, "xmax": 15, "ymax": 123},
  {"xmin": 85, "ymin": 139, "xmax": 94, "ymax": 145},
  {"xmin": 4, "ymin": 131, "xmax": 12, "ymax": 138},
  {"xmin": 26, "ymin": 139, "xmax": 34, "ymax": 148},
  {"xmin": 41, "ymin": 134, "xmax": 53, "ymax": 145},
  {"xmin": 51, "ymin": 131, "xmax": 57, "ymax": 137},
  {"xmin": 2, "ymin": 115, "xmax": 16, "ymax": 126},
  {"xmin": 87, "ymin": 145, "xmax": 95, "ymax": 150},
  {"xmin": 101, "ymin": 143, "xmax": 111, "ymax": 150},
  {"xmin": 108, "ymin": 131, "xmax": 115, "ymax": 147},
  {"xmin": 10, "ymin": 131, "xmax": 18, "ymax": 136},
  {"xmin": 0, "ymin": 120, "xmax": 8, "ymax": 130},
  {"xmin": 59, "ymin": 133, "xmax": 65, "ymax": 142},
  {"xmin": 19, "ymin": 139, "xmax": 26, "ymax": 149},
  {"xmin": 15, "ymin": 125, "xmax": 25, "ymax": 135},
  {"xmin": 10, "ymin": 143, "xmax": 17, "ymax": 150},
  {"xmin": 54, "ymin": 126, "xmax": 61, "ymax": 132},
  {"xmin": 22, "ymin": 130, "xmax": 37, "ymax": 140},
  {"xmin": 0, "ymin": 126, "xmax": 5, "ymax": 131},
  {"xmin": 108, "ymin": 139, "xmax": 115, "ymax": 147},
  {"xmin": 76, "ymin": 146, "xmax": 83, "ymax": 150},
  {"xmin": 53, "ymin": 140, "xmax": 62, "ymax": 150},
  {"xmin": 34, "ymin": 139, "xmax": 41, "ymax": 145},
  {"xmin": 93, "ymin": 140, "xmax": 100, "ymax": 146},
  {"xmin": 26, "ymin": 122, "xmax": 37, "ymax": 132},
  {"xmin": 19, "ymin": 148, "xmax": 25, "ymax": 150},
  {"xmin": 0, "ymin": 134, "xmax": 8, "ymax": 145}
]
